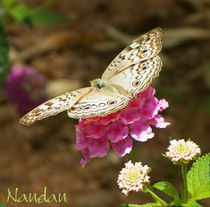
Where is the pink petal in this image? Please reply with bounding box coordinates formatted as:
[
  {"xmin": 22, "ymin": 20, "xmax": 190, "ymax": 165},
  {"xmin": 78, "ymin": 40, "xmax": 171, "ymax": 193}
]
[
  {"xmin": 120, "ymin": 108, "xmax": 141, "ymax": 124},
  {"xmin": 98, "ymin": 111, "xmax": 121, "ymax": 125},
  {"xmin": 106, "ymin": 120, "xmax": 128, "ymax": 143},
  {"xmin": 112, "ymin": 137, "xmax": 133, "ymax": 157},
  {"xmin": 88, "ymin": 137, "xmax": 110, "ymax": 158},
  {"xmin": 130, "ymin": 120, "xmax": 154, "ymax": 142},
  {"xmin": 127, "ymin": 97, "xmax": 143, "ymax": 109},
  {"xmin": 139, "ymin": 86, "xmax": 155, "ymax": 98},
  {"xmin": 75, "ymin": 127, "xmax": 89, "ymax": 150},
  {"xmin": 82, "ymin": 116, "xmax": 100, "ymax": 124},
  {"xmin": 80, "ymin": 149, "xmax": 90, "ymax": 166},
  {"xmin": 84, "ymin": 123, "xmax": 106, "ymax": 139},
  {"xmin": 140, "ymin": 97, "xmax": 159, "ymax": 119},
  {"xmin": 150, "ymin": 114, "xmax": 170, "ymax": 128},
  {"xmin": 157, "ymin": 99, "xmax": 169, "ymax": 112}
]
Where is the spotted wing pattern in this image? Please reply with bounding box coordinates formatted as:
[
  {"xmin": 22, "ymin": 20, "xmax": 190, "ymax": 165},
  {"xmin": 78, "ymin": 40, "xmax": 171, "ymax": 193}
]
[
  {"xmin": 102, "ymin": 27, "xmax": 164, "ymax": 80},
  {"xmin": 67, "ymin": 85, "xmax": 129, "ymax": 119},
  {"xmin": 107, "ymin": 56, "xmax": 162, "ymax": 98},
  {"xmin": 19, "ymin": 27, "xmax": 164, "ymax": 126},
  {"xmin": 19, "ymin": 87, "xmax": 91, "ymax": 126}
]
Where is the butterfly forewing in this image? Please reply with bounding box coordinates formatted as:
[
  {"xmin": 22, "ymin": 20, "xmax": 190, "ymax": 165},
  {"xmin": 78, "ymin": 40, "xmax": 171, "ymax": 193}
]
[
  {"xmin": 19, "ymin": 87, "xmax": 91, "ymax": 126},
  {"xmin": 102, "ymin": 27, "xmax": 164, "ymax": 80}
]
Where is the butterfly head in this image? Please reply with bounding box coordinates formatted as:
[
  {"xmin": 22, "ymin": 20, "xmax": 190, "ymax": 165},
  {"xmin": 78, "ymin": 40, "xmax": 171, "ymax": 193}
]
[{"xmin": 90, "ymin": 79, "xmax": 106, "ymax": 89}]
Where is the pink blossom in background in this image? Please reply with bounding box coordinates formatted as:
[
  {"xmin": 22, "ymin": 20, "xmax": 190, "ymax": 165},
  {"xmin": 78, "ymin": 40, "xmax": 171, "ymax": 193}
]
[
  {"xmin": 75, "ymin": 87, "xmax": 170, "ymax": 165},
  {"xmin": 2, "ymin": 66, "xmax": 47, "ymax": 114}
]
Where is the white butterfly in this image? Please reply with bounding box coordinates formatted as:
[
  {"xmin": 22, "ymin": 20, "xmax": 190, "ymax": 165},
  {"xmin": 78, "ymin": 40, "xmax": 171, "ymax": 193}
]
[{"xmin": 19, "ymin": 27, "xmax": 164, "ymax": 126}]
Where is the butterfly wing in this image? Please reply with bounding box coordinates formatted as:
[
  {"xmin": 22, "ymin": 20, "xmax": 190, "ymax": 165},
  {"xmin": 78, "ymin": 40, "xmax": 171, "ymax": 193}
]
[
  {"xmin": 102, "ymin": 27, "xmax": 164, "ymax": 80},
  {"xmin": 67, "ymin": 85, "xmax": 129, "ymax": 119},
  {"xmin": 106, "ymin": 56, "xmax": 162, "ymax": 98},
  {"xmin": 19, "ymin": 27, "xmax": 163, "ymax": 126},
  {"xmin": 19, "ymin": 87, "xmax": 92, "ymax": 126}
]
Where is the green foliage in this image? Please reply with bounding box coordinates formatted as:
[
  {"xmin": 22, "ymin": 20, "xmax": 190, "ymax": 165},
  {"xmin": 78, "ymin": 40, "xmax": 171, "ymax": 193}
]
[
  {"xmin": 0, "ymin": 200, "xmax": 6, "ymax": 207},
  {"xmin": 153, "ymin": 181, "xmax": 181, "ymax": 205},
  {"xmin": 1, "ymin": 0, "xmax": 17, "ymax": 8},
  {"xmin": 27, "ymin": 9, "xmax": 68, "ymax": 26},
  {"xmin": 8, "ymin": 3, "xmax": 31, "ymax": 23},
  {"xmin": 0, "ymin": 22, "xmax": 9, "ymax": 87},
  {"xmin": 1, "ymin": 0, "xmax": 67, "ymax": 26},
  {"xmin": 187, "ymin": 153, "xmax": 210, "ymax": 201},
  {"xmin": 122, "ymin": 204, "xmax": 161, "ymax": 207},
  {"xmin": 182, "ymin": 199, "xmax": 202, "ymax": 207}
]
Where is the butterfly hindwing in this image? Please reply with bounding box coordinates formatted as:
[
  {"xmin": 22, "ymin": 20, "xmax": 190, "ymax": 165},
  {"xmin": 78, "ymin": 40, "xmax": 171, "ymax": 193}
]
[
  {"xmin": 67, "ymin": 86, "xmax": 129, "ymax": 119},
  {"xmin": 106, "ymin": 56, "xmax": 162, "ymax": 98}
]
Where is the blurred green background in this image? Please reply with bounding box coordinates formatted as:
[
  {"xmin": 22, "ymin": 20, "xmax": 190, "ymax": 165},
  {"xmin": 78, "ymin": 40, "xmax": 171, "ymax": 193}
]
[{"xmin": 0, "ymin": 0, "xmax": 209, "ymax": 206}]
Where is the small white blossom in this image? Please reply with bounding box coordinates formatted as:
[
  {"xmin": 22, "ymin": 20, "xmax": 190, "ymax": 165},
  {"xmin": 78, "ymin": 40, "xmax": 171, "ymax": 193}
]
[
  {"xmin": 117, "ymin": 161, "xmax": 150, "ymax": 195},
  {"xmin": 166, "ymin": 139, "xmax": 201, "ymax": 164}
]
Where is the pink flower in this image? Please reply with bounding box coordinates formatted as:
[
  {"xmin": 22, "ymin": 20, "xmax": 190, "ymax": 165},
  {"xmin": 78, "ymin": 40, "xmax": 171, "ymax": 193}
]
[
  {"xmin": 84, "ymin": 123, "xmax": 106, "ymax": 139},
  {"xmin": 75, "ymin": 127, "xmax": 88, "ymax": 150},
  {"xmin": 98, "ymin": 111, "xmax": 121, "ymax": 125},
  {"xmin": 130, "ymin": 120, "xmax": 154, "ymax": 142},
  {"xmin": 157, "ymin": 99, "xmax": 169, "ymax": 112},
  {"xmin": 107, "ymin": 120, "xmax": 128, "ymax": 143},
  {"xmin": 150, "ymin": 114, "xmax": 170, "ymax": 128},
  {"xmin": 112, "ymin": 137, "xmax": 133, "ymax": 157},
  {"xmin": 80, "ymin": 149, "xmax": 90, "ymax": 166},
  {"xmin": 120, "ymin": 108, "xmax": 141, "ymax": 124},
  {"xmin": 127, "ymin": 98, "xmax": 143, "ymax": 109},
  {"xmin": 140, "ymin": 97, "xmax": 159, "ymax": 119},
  {"xmin": 88, "ymin": 137, "xmax": 109, "ymax": 158},
  {"xmin": 139, "ymin": 86, "xmax": 155, "ymax": 98},
  {"xmin": 2, "ymin": 66, "xmax": 47, "ymax": 114},
  {"xmin": 75, "ymin": 86, "xmax": 169, "ymax": 165}
]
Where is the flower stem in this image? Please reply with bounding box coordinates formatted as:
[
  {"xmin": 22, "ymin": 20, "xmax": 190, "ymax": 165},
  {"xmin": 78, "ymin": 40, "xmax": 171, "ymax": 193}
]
[
  {"xmin": 181, "ymin": 163, "xmax": 188, "ymax": 203},
  {"xmin": 130, "ymin": 149, "xmax": 137, "ymax": 162},
  {"xmin": 144, "ymin": 185, "xmax": 168, "ymax": 206}
]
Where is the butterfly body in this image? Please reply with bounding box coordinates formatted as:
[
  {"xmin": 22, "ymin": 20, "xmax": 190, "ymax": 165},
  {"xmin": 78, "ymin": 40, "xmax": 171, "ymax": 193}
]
[
  {"xmin": 19, "ymin": 27, "xmax": 164, "ymax": 126},
  {"xmin": 90, "ymin": 79, "xmax": 106, "ymax": 89}
]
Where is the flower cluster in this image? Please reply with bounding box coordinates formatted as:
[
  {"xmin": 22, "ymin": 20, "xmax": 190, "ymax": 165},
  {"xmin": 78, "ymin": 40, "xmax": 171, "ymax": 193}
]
[
  {"xmin": 75, "ymin": 87, "xmax": 170, "ymax": 165},
  {"xmin": 117, "ymin": 161, "xmax": 150, "ymax": 195},
  {"xmin": 165, "ymin": 139, "xmax": 201, "ymax": 164},
  {"xmin": 2, "ymin": 66, "xmax": 47, "ymax": 114}
]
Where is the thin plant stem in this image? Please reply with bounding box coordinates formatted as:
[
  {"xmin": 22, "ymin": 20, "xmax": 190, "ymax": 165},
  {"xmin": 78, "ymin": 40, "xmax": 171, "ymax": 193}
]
[
  {"xmin": 181, "ymin": 163, "xmax": 188, "ymax": 203},
  {"xmin": 130, "ymin": 149, "xmax": 137, "ymax": 162},
  {"xmin": 144, "ymin": 185, "xmax": 168, "ymax": 206}
]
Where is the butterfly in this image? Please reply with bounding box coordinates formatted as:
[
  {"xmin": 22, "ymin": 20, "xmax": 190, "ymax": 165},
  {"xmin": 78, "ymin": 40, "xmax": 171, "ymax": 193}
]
[{"xmin": 19, "ymin": 27, "xmax": 164, "ymax": 126}]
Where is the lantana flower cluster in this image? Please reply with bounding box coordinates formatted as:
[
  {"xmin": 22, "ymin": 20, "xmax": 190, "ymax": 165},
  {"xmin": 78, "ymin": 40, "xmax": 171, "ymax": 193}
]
[
  {"xmin": 75, "ymin": 87, "xmax": 170, "ymax": 165},
  {"xmin": 117, "ymin": 161, "xmax": 150, "ymax": 195},
  {"xmin": 166, "ymin": 139, "xmax": 201, "ymax": 164},
  {"xmin": 2, "ymin": 66, "xmax": 47, "ymax": 114}
]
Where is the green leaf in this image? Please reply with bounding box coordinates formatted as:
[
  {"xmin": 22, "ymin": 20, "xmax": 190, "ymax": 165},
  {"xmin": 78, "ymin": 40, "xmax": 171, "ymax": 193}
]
[
  {"xmin": 7, "ymin": 2, "xmax": 67, "ymax": 26},
  {"xmin": 153, "ymin": 181, "xmax": 180, "ymax": 201},
  {"xmin": 28, "ymin": 9, "xmax": 68, "ymax": 25},
  {"xmin": 187, "ymin": 153, "xmax": 210, "ymax": 200},
  {"xmin": 182, "ymin": 199, "xmax": 202, "ymax": 207},
  {"xmin": 1, "ymin": 0, "xmax": 17, "ymax": 8},
  {"xmin": 122, "ymin": 203, "xmax": 161, "ymax": 207},
  {"xmin": 0, "ymin": 200, "xmax": 6, "ymax": 207},
  {"xmin": 8, "ymin": 3, "xmax": 31, "ymax": 23},
  {"xmin": 0, "ymin": 22, "xmax": 9, "ymax": 87}
]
